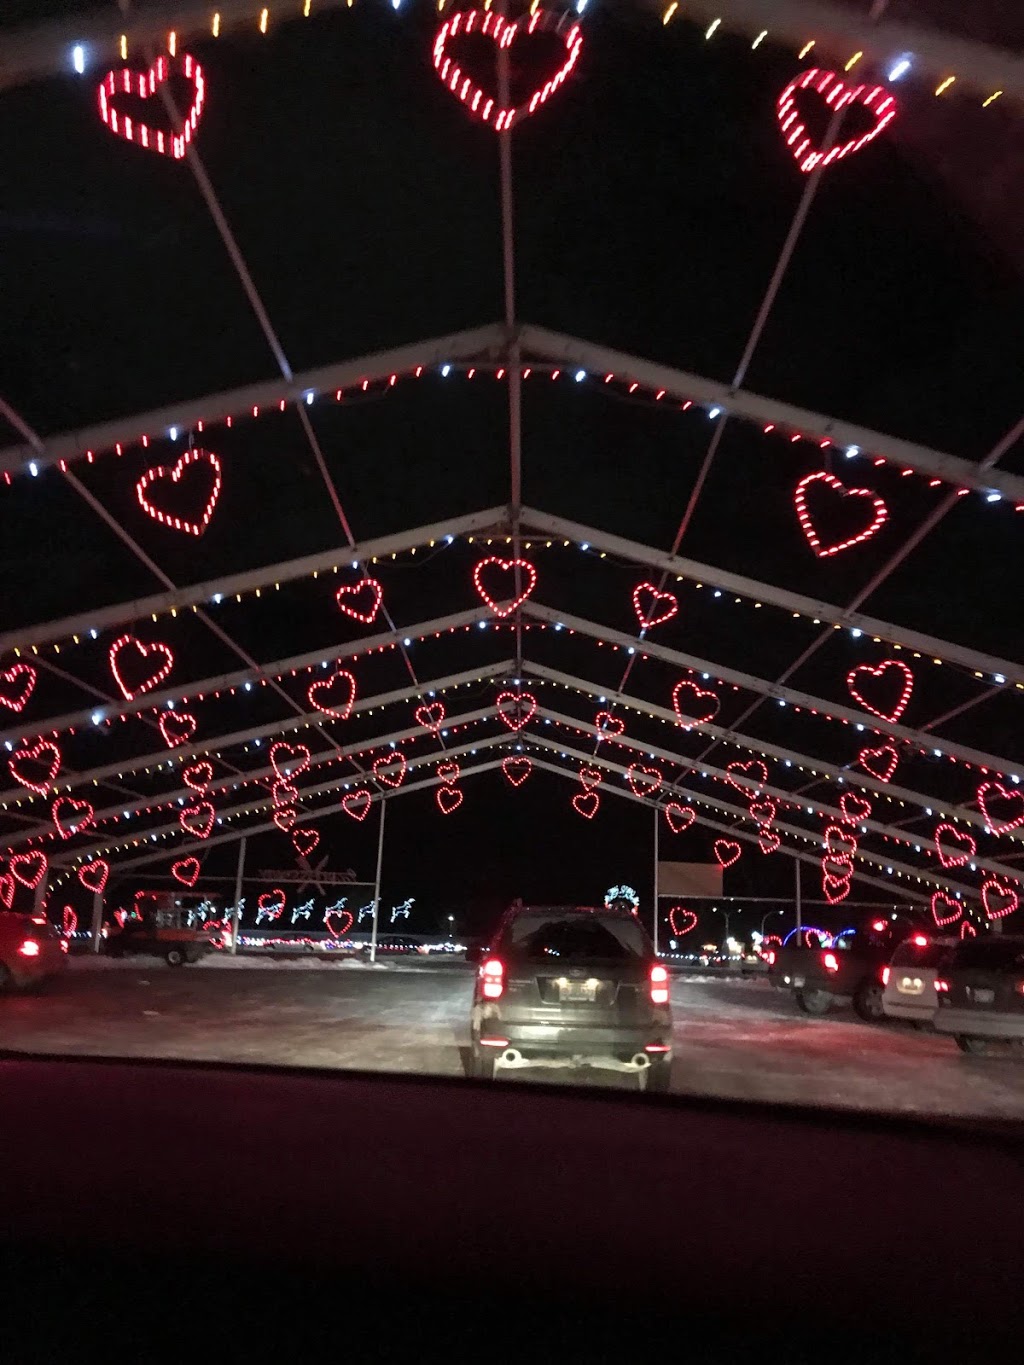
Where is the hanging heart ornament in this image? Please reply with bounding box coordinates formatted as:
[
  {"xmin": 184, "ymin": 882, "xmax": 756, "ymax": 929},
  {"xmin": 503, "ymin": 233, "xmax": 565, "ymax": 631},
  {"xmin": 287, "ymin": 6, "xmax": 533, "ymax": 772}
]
[
  {"xmin": 776, "ymin": 68, "xmax": 897, "ymax": 174},
  {"xmin": 98, "ymin": 53, "xmax": 205, "ymax": 161},
  {"xmin": 432, "ymin": 9, "xmax": 583, "ymax": 131},
  {"xmin": 136, "ymin": 449, "xmax": 222, "ymax": 536}
]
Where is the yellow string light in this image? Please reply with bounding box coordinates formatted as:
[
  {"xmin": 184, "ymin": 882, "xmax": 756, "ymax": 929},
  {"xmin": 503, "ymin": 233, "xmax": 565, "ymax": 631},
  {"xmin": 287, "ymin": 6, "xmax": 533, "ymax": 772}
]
[
  {"xmin": 259, "ymin": 7, "xmax": 269, "ymax": 33},
  {"xmin": 705, "ymin": 18, "xmax": 721, "ymax": 39},
  {"xmin": 798, "ymin": 40, "xmax": 814, "ymax": 59},
  {"xmin": 844, "ymin": 51, "xmax": 863, "ymax": 72},
  {"xmin": 212, "ymin": 11, "xmax": 221, "ymax": 36},
  {"xmin": 982, "ymin": 89, "xmax": 1002, "ymax": 107},
  {"xmin": 304, "ymin": 0, "xmax": 312, "ymax": 13},
  {"xmin": 168, "ymin": 30, "xmax": 177, "ymax": 55},
  {"xmin": 752, "ymin": 30, "xmax": 767, "ymax": 49},
  {"xmin": 119, "ymin": 33, "xmax": 128, "ymax": 59},
  {"xmin": 662, "ymin": 3, "xmax": 678, "ymax": 25},
  {"xmin": 935, "ymin": 75, "xmax": 955, "ymax": 95}
]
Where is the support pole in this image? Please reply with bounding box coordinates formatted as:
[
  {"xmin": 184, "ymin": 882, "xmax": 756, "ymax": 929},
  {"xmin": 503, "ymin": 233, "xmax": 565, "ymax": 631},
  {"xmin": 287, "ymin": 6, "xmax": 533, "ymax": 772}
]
[
  {"xmin": 90, "ymin": 891, "xmax": 104, "ymax": 954},
  {"xmin": 33, "ymin": 873, "xmax": 47, "ymax": 915},
  {"xmin": 652, "ymin": 804, "xmax": 660, "ymax": 958},
  {"xmin": 369, "ymin": 799, "xmax": 387, "ymax": 966},
  {"xmin": 230, "ymin": 835, "xmax": 247, "ymax": 956},
  {"xmin": 795, "ymin": 857, "xmax": 802, "ymax": 932}
]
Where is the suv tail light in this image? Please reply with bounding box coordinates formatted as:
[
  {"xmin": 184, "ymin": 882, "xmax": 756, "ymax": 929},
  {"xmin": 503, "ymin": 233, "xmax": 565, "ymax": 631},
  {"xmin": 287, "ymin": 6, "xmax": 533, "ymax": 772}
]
[
  {"xmin": 881, "ymin": 966, "xmax": 890, "ymax": 986},
  {"xmin": 912, "ymin": 934, "xmax": 928, "ymax": 947},
  {"xmin": 481, "ymin": 958, "xmax": 504, "ymax": 999},
  {"xmin": 765, "ymin": 950, "xmax": 776, "ymax": 966},
  {"xmin": 823, "ymin": 952, "xmax": 839, "ymax": 973},
  {"xmin": 1014, "ymin": 981, "xmax": 1024, "ymax": 996},
  {"xmin": 18, "ymin": 940, "xmax": 41, "ymax": 958},
  {"xmin": 650, "ymin": 963, "xmax": 670, "ymax": 1005},
  {"xmin": 935, "ymin": 979, "xmax": 950, "ymax": 993}
]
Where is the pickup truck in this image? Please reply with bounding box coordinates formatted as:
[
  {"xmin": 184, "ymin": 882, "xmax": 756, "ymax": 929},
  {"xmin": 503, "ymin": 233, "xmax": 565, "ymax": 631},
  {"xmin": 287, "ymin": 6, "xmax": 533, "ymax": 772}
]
[{"xmin": 768, "ymin": 926, "xmax": 907, "ymax": 1021}]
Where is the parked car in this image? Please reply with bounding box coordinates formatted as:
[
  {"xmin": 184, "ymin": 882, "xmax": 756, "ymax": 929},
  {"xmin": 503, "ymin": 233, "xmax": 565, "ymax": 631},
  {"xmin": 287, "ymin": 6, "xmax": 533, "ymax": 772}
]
[
  {"xmin": 0, "ymin": 913, "xmax": 67, "ymax": 991},
  {"xmin": 106, "ymin": 900, "xmax": 215, "ymax": 966},
  {"xmin": 768, "ymin": 923, "xmax": 912, "ymax": 1021},
  {"xmin": 933, "ymin": 935, "xmax": 1024, "ymax": 1055},
  {"xmin": 469, "ymin": 905, "xmax": 672, "ymax": 1090},
  {"xmin": 881, "ymin": 934, "xmax": 956, "ymax": 1025}
]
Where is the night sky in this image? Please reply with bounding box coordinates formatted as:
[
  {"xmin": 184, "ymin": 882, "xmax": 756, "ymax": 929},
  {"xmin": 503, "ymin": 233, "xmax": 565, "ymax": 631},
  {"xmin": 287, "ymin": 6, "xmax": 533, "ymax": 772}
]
[{"xmin": 1, "ymin": 2, "xmax": 1022, "ymax": 940}]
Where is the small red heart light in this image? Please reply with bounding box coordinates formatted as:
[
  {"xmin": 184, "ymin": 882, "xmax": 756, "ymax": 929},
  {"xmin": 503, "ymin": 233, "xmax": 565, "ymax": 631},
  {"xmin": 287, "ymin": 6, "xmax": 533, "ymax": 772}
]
[
  {"xmin": 572, "ymin": 790, "xmax": 599, "ymax": 819},
  {"xmin": 713, "ymin": 840, "xmax": 741, "ymax": 869},
  {"xmin": 0, "ymin": 662, "xmax": 37, "ymax": 713},
  {"xmin": 273, "ymin": 806, "xmax": 298, "ymax": 831},
  {"xmin": 52, "ymin": 796, "xmax": 95, "ymax": 840},
  {"xmin": 159, "ymin": 711, "xmax": 197, "ymax": 748},
  {"xmin": 846, "ymin": 659, "xmax": 914, "ymax": 724},
  {"xmin": 579, "ymin": 766, "xmax": 603, "ymax": 792},
  {"xmin": 180, "ymin": 801, "xmax": 215, "ymax": 840},
  {"xmin": 794, "ymin": 471, "xmax": 889, "ymax": 559},
  {"xmin": 437, "ymin": 761, "xmax": 461, "ymax": 784},
  {"xmin": 182, "ymin": 762, "xmax": 213, "ymax": 793},
  {"xmin": 9, "ymin": 738, "xmax": 62, "ymax": 796},
  {"xmin": 839, "ymin": 793, "xmax": 872, "ymax": 826},
  {"xmin": 857, "ymin": 743, "xmax": 899, "ymax": 784},
  {"xmin": 432, "ymin": 8, "xmax": 583, "ymax": 131},
  {"xmin": 669, "ymin": 907, "xmax": 698, "ymax": 936},
  {"xmin": 930, "ymin": 891, "xmax": 962, "ymax": 928},
  {"xmin": 823, "ymin": 871, "xmax": 852, "ymax": 905},
  {"xmin": 502, "ymin": 756, "xmax": 532, "ymax": 787},
  {"xmin": 982, "ymin": 879, "xmax": 1019, "ymax": 922},
  {"xmin": 415, "ymin": 702, "xmax": 446, "ymax": 732},
  {"xmin": 272, "ymin": 779, "xmax": 299, "ymax": 806},
  {"xmin": 257, "ymin": 890, "xmax": 286, "ymax": 922},
  {"xmin": 325, "ymin": 909, "xmax": 355, "ymax": 938},
  {"xmin": 62, "ymin": 906, "xmax": 78, "ymax": 937},
  {"xmin": 77, "ymin": 859, "xmax": 109, "ymax": 894},
  {"xmin": 172, "ymin": 857, "xmax": 201, "ymax": 888},
  {"xmin": 373, "ymin": 752, "xmax": 408, "ymax": 789},
  {"xmin": 824, "ymin": 824, "xmax": 858, "ymax": 861},
  {"xmin": 496, "ymin": 691, "xmax": 537, "ymax": 731},
  {"xmin": 594, "ymin": 711, "xmax": 624, "ymax": 739},
  {"xmin": 664, "ymin": 803, "xmax": 695, "ymax": 834},
  {"xmin": 627, "ymin": 764, "xmax": 662, "ymax": 797},
  {"xmin": 136, "ymin": 448, "xmax": 221, "ymax": 536},
  {"xmin": 0, "ymin": 874, "xmax": 14, "ymax": 909},
  {"xmin": 472, "ymin": 556, "xmax": 537, "ymax": 617},
  {"xmin": 933, "ymin": 823, "xmax": 976, "ymax": 869},
  {"xmin": 759, "ymin": 830, "xmax": 782, "ymax": 855},
  {"xmin": 97, "ymin": 53, "xmax": 205, "ymax": 160},
  {"xmin": 725, "ymin": 761, "xmax": 768, "ymax": 797},
  {"xmin": 632, "ymin": 583, "xmax": 678, "ymax": 630},
  {"xmin": 109, "ymin": 635, "xmax": 174, "ymax": 701},
  {"xmin": 342, "ymin": 789, "xmax": 371, "ymax": 822},
  {"xmin": 11, "ymin": 850, "xmax": 47, "ymax": 890},
  {"xmin": 437, "ymin": 786, "xmax": 464, "ymax": 815},
  {"xmin": 671, "ymin": 680, "xmax": 720, "ymax": 730},
  {"xmin": 749, "ymin": 799, "xmax": 776, "ymax": 827},
  {"xmin": 271, "ymin": 742, "xmax": 312, "ymax": 781},
  {"xmin": 960, "ymin": 920, "xmax": 977, "ymax": 940},
  {"xmin": 307, "ymin": 669, "xmax": 357, "ymax": 721},
  {"xmin": 776, "ymin": 68, "xmax": 897, "ymax": 174},
  {"xmin": 291, "ymin": 828, "xmax": 320, "ymax": 859},
  {"xmin": 335, "ymin": 578, "xmax": 384, "ymax": 625},
  {"xmin": 977, "ymin": 781, "xmax": 1024, "ymax": 836}
]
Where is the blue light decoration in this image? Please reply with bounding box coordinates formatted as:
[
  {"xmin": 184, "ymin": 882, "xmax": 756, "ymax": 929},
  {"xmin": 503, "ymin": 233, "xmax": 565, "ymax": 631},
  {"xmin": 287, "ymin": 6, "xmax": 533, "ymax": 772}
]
[
  {"xmin": 390, "ymin": 897, "xmax": 415, "ymax": 924},
  {"xmin": 782, "ymin": 926, "xmax": 831, "ymax": 947},
  {"xmin": 292, "ymin": 898, "xmax": 314, "ymax": 925},
  {"xmin": 604, "ymin": 884, "xmax": 640, "ymax": 913}
]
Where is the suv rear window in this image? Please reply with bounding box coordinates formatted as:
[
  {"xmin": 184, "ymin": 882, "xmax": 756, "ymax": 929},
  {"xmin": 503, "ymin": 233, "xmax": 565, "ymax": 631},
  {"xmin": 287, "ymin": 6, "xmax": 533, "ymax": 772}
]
[
  {"xmin": 890, "ymin": 940, "xmax": 953, "ymax": 968},
  {"xmin": 953, "ymin": 939, "xmax": 1024, "ymax": 971},
  {"xmin": 501, "ymin": 913, "xmax": 649, "ymax": 963}
]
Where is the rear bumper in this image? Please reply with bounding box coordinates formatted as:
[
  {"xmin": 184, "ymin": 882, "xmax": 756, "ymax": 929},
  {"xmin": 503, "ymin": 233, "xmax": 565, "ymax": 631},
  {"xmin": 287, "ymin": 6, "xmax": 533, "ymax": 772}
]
[
  {"xmin": 475, "ymin": 1006, "xmax": 672, "ymax": 1060},
  {"xmin": 882, "ymin": 996, "xmax": 934, "ymax": 1022},
  {"xmin": 934, "ymin": 1008, "xmax": 1024, "ymax": 1041},
  {"xmin": 7, "ymin": 949, "xmax": 66, "ymax": 988}
]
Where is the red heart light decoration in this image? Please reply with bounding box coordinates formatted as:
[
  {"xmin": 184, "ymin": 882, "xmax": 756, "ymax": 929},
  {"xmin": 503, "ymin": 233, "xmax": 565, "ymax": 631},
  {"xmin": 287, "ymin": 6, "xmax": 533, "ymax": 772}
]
[
  {"xmin": 726, "ymin": 760, "xmax": 768, "ymax": 797},
  {"xmin": 572, "ymin": 790, "xmax": 599, "ymax": 820},
  {"xmin": 432, "ymin": 8, "xmax": 583, "ymax": 130},
  {"xmin": 273, "ymin": 806, "xmax": 298, "ymax": 831},
  {"xmin": 159, "ymin": 711, "xmax": 197, "ymax": 748},
  {"xmin": 373, "ymin": 752, "xmax": 408, "ymax": 788},
  {"xmin": 180, "ymin": 802, "xmax": 215, "ymax": 840},
  {"xmin": 822, "ymin": 853, "xmax": 855, "ymax": 881},
  {"xmin": 0, "ymin": 662, "xmax": 37, "ymax": 713},
  {"xmin": 823, "ymin": 872, "xmax": 852, "ymax": 905},
  {"xmin": 502, "ymin": 756, "xmax": 532, "ymax": 787},
  {"xmin": 182, "ymin": 761, "xmax": 213, "ymax": 793},
  {"xmin": 472, "ymin": 556, "xmax": 537, "ymax": 617},
  {"xmin": 113, "ymin": 909, "xmax": 130, "ymax": 930},
  {"xmin": 109, "ymin": 635, "xmax": 174, "ymax": 701},
  {"xmin": 335, "ymin": 579, "xmax": 383, "ymax": 625},
  {"xmin": 271, "ymin": 742, "xmax": 312, "ymax": 781},
  {"xmin": 437, "ymin": 761, "xmax": 461, "ymax": 784},
  {"xmin": 977, "ymin": 781, "xmax": 1024, "ymax": 836},
  {"xmin": 273, "ymin": 779, "xmax": 299, "ymax": 806},
  {"xmin": 594, "ymin": 711, "xmax": 624, "ymax": 739},
  {"xmin": 52, "ymin": 796, "xmax": 95, "ymax": 840},
  {"xmin": 664, "ymin": 803, "xmax": 695, "ymax": 835},
  {"xmin": 794, "ymin": 471, "xmax": 889, "ymax": 559},
  {"xmin": 749, "ymin": 799, "xmax": 776, "ymax": 827},
  {"xmin": 632, "ymin": 583, "xmax": 678, "ymax": 630},
  {"xmin": 930, "ymin": 891, "xmax": 963, "ymax": 928},
  {"xmin": 627, "ymin": 764, "xmax": 662, "ymax": 797},
  {"xmin": 0, "ymin": 873, "xmax": 14, "ymax": 909},
  {"xmin": 9, "ymin": 738, "xmax": 61, "ymax": 797},
  {"xmin": 777, "ymin": 68, "xmax": 897, "ymax": 174},
  {"xmin": 11, "ymin": 851, "xmax": 47, "ymax": 890},
  {"xmin": 839, "ymin": 793, "xmax": 872, "ymax": 826},
  {"xmin": 62, "ymin": 906, "xmax": 78, "ymax": 937},
  {"xmin": 172, "ymin": 857, "xmax": 200, "ymax": 888},
  {"xmin": 824, "ymin": 825, "xmax": 858, "ymax": 861},
  {"xmin": 496, "ymin": 691, "xmax": 537, "ymax": 730},
  {"xmin": 714, "ymin": 840, "xmax": 741, "ymax": 869},
  {"xmin": 671, "ymin": 680, "xmax": 720, "ymax": 730},
  {"xmin": 136, "ymin": 448, "xmax": 221, "ymax": 536},
  {"xmin": 982, "ymin": 879, "xmax": 1019, "ymax": 922},
  {"xmin": 579, "ymin": 766, "xmax": 603, "ymax": 792},
  {"xmin": 257, "ymin": 890, "xmax": 286, "ymax": 922},
  {"xmin": 934, "ymin": 824, "xmax": 976, "ymax": 869},
  {"xmin": 437, "ymin": 786, "xmax": 464, "ymax": 815},
  {"xmin": 857, "ymin": 743, "xmax": 899, "ymax": 784},
  {"xmin": 846, "ymin": 659, "xmax": 914, "ymax": 724},
  {"xmin": 307, "ymin": 669, "xmax": 357, "ymax": 721},
  {"xmin": 291, "ymin": 828, "xmax": 320, "ymax": 859},
  {"xmin": 415, "ymin": 702, "xmax": 446, "ymax": 732},
  {"xmin": 77, "ymin": 859, "xmax": 109, "ymax": 894},
  {"xmin": 97, "ymin": 53, "xmax": 205, "ymax": 160},
  {"xmin": 960, "ymin": 920, "xmax": 977, "ymax": 940},
  {"xmin": 342, "ymin": 789, "xmax": 371, "ymax": 822},
  {"xmin": 325, "ymin": 909, "xmax": 355, "ymax": 938},
  {"xmin": 759, "ymin": 829, "xmax": 781, "ymax": 855},
  {"xmin": 669, "ymin": 907, "xmax": 698, "ymax": 936}
]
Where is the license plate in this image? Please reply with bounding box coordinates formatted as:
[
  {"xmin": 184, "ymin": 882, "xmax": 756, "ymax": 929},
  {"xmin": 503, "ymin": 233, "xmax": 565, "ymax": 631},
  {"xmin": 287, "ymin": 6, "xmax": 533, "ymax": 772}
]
[
  {"xmin": 560, "ymin": 979, "xmax": 597, "ymax": 1002},
  {"xmin": 969, "ymin": 988, "xmax": 995, "ymax": 1005},
  {"xmin": 793, "ymin": 976, "xmax": 805, "ymax": 989},
  {"xmin": 898, "ymin": 977, "xmax": 924, "ymax": 995}
]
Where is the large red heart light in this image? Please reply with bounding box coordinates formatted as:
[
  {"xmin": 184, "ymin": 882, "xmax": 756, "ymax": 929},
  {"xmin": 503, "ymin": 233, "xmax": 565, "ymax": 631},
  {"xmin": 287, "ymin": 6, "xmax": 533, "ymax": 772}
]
[
  {"xmin": 839, "ymin": 793, "xmax": 872, "ymax": 826},
  {"xmin": 136, "ymin": 448, "xmax": 221, "ymax": 536},
  {"xmin": 857, "ymin": 743, "xmax": 899, "ymax": 784},
  {"xmin": 373, "ymin": 752, "xmax": 408, "ymax": 788},
  {"xmin": 109, "ymin": 635, "xmax": 174, "ymax": 701},
  {"xmin": 9, "ymin": 738, "xmax": 61, "ymax": 796},
  {"xmin": 502, "ymin": 756, "xmax": 532, "ymax": 787},
  {"xmin": 671, "ymin": 680, "xmax": 720, "ymax": 730},
  {"xmin": 257, "ymin": 890, "xmax": 286, "ymax": 922},
  {"xmin": 846, "ymin": 660, "xmax": 914, "ymax": 724},
  {"xmin": 432, "ymin": 8, "xmax": 583, "ymax": 131},
  {"xmin": 172, "ymin": 857, "xmax": 200, "ymax": 888},
  {"xmin": 307, "ymin": 669, "xmax": 357, "ymax": 721},
  {"xmin": 342, "ymin": 789, "xmax": 371, "ymax": 822},
  {"xmin": 97, "ymin": 53, "xmax": 205, "ymax": 161},
  {"xmin": 325, "ymin": 909, "xmax": 355, "ymax": 938},
  {"xmin": 572, "ymin": 790, "xmax": 599, "ymax": 820},
  {"xmin": 0, "ymin": 662, "xmax": 37, "ymax": 713},
  {"xmin": 794, "ymin": 472, "xmax": 889, "ymax": 559},
  {"xmin": 437, "ymin": 786, "xmax": 464, "ymax": 815},
  {"xmin": 159, "ymin": 711, "xmax": 197, "ymax": 748},
  {"xmin": 933, "ymin": 823, "xmax": 976, "ymax": 869},
  {"xmin": 180, "ymin": 802, "xmax": 215, "ymax": 840},
  {"xmin": 664, "ymin": 803, "xmax": 695, "ymax": 835},
  {"xmin": 930, "ymin": 891, "xmax": 963, "ymax": 928},
  {"xmin": 776, "ymin": 68, "xmax": 897, "ymax": 174},
  {"xmin": 669, "ymin": 907, "xmax": 698, "ymax": 937},
  {"xmin": 335, "ymin": 579, "xmax": 384, "ymax": 625},
  {"xmin": 52, "ymin": 796, "xmax": 95, "ymax": 840},
  {"xmin": 271, "ymin": 742, "xmax": 311, "ymax": 781},
  {"xmin": 714, "ymin": 839, "xmax": 741, "ymax": 869},
  {"xmin": 632, "ymin": 583, "xmax": 678, "ymax": 630},
  {"xmin": 77, "ymin": 859, "xmax": 109, "ymax": 894},
  {"xmin": 982, "ymin": 879, "xmax": 1019, "ymax": 922},
  {"xmin": 627, "ymin": 764, "xmax": 662, "ymax": 797},
  {"xmin": 977, "ymin": 781, "xmax": 1024, "ymax": 836},
  {"xmin": 291, "ymin": 828, "xmax": 320, "ymax": 859},
  {"xmin": 472, "ymin": 556, "xmax": 537, "ymax": 617},
  {"xmin": 415, "ymin": 702, "xmax": 446, "ymax": 732},
  {"xmin": 11, "ymin": 851, "xmax": 47, "ymax": 890},
  {"xmin": 725, "ymin": 760, "xmax": 768, "ymax": 797},
  {"xmin": 496, "ymin": 691, "xmax": 537, "ymax": 730}
]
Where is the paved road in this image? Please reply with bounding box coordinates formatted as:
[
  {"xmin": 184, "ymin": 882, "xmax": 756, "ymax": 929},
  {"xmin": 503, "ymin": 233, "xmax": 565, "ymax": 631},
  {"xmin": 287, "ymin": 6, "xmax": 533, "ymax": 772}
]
[{"xmin": 2, "ymin": 957, "xmax": 1023, "ymax": 1119}]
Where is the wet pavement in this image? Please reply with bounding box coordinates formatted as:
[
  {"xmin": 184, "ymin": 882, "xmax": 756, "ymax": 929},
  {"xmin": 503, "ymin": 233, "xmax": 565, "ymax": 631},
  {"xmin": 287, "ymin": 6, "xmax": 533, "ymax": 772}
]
[{"xmin": 2, "ymin": 956, "xmax": 1023, "ymax": 1119}]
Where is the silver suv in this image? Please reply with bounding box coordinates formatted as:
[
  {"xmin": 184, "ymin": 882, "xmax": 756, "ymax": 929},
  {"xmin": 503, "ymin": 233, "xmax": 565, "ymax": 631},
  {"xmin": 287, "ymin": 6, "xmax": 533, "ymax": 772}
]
[{"xmin": 469, "ymin": 906, "xmax": 673, "ymax": 1090}]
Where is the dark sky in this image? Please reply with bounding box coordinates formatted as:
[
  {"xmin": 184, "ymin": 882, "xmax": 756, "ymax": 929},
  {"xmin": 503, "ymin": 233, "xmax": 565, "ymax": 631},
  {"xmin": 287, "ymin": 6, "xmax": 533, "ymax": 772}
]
[{"xmin": 0, "ymin": 2, "xmax": 1022, "ymax": 938}]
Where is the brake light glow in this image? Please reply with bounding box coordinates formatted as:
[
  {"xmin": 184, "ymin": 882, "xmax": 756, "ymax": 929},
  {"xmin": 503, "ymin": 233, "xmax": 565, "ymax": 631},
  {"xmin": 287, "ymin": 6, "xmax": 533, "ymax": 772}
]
[
  {"xmin": 912, "ymin": 935, "xmax": 928, "ymax": 946},
  {"xmin": 478, "ymin": 1036, "xmax": 509, "ymax": 1047},
  {"xmin": 1015, "ymin": 982, "xmax": 1024, "ymax": 997},
  {"xmin": 650, "ymin": 963, "xmax": 670, "ymax": 1004},
  {"xmin": 881, "ymin": 966, "xmax": 890, "ymax": 986},
  {"xmin": 871, "ymin": 920, "xmax": 886, "ymax": 932},
  {"xmin": 766, "ymin": 950, "xmax": 776, "ymax": 966},
  {"xmin": 823, "ymin": 952, "xmax": 839, "ymax": 973},
  {"xmin": 935, "ymin": 979, "xmax": 950, "ymax": 992},
  {"xmin": 644, "ymin": 1043, "xmax": 671, "ymax": 1053},
  {"xmin": 18, "ymin": 940, "xmax": 41, "ymax": 957},
  {"xmin": 481, "ymin": 958, "xmax": 504, "ymax": 999}
]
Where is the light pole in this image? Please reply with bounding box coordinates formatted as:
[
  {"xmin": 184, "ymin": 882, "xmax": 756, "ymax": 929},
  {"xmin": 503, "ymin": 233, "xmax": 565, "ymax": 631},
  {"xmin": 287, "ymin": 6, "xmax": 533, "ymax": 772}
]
[
  {"xmin": 447, "ymin": 914, "xmax": 454, "ymax": 941},
  {"xmin": 710, "ymin": 906, "xmax": 731, "ymax": 943},
  {"xmin": 760, "ymin": 908, "xmax": 784, "ymax": 936}
]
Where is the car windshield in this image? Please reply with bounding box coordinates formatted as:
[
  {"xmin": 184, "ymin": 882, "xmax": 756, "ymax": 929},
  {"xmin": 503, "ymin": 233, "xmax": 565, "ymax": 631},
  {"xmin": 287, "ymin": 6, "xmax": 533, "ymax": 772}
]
[{"xmin": 0, "ymin": 2, "xmax": 1022, "ymax": 1132}]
